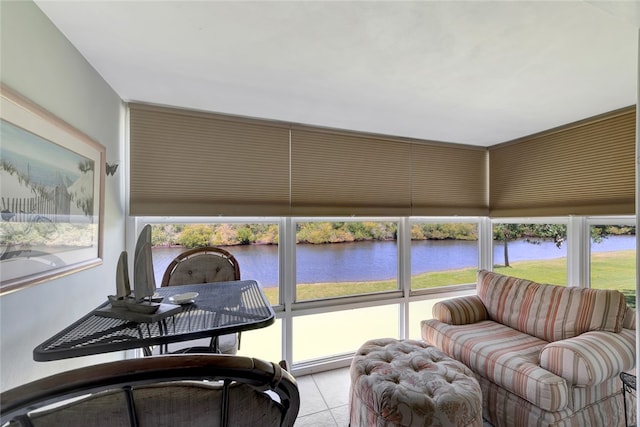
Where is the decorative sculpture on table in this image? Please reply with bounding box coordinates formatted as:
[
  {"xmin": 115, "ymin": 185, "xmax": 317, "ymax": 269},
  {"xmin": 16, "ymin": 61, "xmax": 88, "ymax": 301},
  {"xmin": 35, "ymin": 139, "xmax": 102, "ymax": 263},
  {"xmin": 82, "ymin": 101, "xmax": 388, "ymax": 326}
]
[
  {"xmin": 108, "ymin": 225, "xmax": 159, "ymax": 314},
  {"xmin": 133, "ymin": 224, "xmax": 157, "ymax": 300},
  {"xmin": 114, "ymin": 251, "xmax": 131, "ymax": 300}
]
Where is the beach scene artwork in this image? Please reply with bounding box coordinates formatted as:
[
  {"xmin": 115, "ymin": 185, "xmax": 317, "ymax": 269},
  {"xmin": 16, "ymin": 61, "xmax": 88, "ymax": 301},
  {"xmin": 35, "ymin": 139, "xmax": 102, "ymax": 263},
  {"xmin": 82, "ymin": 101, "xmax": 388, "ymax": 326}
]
[{"xmin": 0, "ymin": 119, "xmax": 99, "ymax": 287}]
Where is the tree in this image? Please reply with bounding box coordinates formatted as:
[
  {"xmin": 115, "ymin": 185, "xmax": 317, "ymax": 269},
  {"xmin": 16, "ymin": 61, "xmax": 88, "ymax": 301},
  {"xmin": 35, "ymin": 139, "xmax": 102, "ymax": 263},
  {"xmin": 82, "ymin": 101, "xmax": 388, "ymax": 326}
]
[
  {"xmin": 177, "ymin": 224, "xmax": 213, "ymax": 248},
  {"xmin": 236, "ymin": 226, "xmax": 254, "ymax": 245},
  {"xmin": 493, "ymin": 224, "xmax": 525, "ymax": 267},
  {"xmin": 493, "ymin": 224, "xmax": 566, "ymax": 267}
]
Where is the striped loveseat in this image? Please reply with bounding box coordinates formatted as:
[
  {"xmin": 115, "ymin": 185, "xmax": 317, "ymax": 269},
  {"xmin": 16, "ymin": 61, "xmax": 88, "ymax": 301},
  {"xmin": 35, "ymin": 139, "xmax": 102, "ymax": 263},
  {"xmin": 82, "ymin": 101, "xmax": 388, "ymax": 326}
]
[{"xmin": 422, "ymin": 269, "xmax": 636, "ymax": 427}]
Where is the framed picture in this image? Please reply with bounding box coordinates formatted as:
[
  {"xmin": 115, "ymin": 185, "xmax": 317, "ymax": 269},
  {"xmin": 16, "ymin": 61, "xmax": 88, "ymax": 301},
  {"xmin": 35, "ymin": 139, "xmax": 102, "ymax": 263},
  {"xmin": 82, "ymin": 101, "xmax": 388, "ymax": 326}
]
[{"xmin": 0, "ymin": 84, "xmax": 105, "ymax": 295}]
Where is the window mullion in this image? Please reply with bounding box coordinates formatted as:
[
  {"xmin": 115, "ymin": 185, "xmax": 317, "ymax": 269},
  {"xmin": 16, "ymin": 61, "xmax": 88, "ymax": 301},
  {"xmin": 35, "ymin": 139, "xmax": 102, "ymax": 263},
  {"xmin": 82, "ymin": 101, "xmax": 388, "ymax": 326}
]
[
  {"xmin": 479, "ymin": 217, "xmax": 493, "ymax": 271},
  {"xmin": 567, "ymin": 216, "xmax": 589, "ymax": 287},
  {"xmin": 282, "ymin": 217, "xmax": 294, "ymax": 365},
  {"xmin": 398, "ymin": 217, "xmax": 410, "ymax": 338}
]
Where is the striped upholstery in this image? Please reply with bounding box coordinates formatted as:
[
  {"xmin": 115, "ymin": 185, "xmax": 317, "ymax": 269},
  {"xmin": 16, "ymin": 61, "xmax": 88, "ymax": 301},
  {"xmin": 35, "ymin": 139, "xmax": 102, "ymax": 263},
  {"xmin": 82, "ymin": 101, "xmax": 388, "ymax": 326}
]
[
  {"xmin": 570, "ymin": 377, "xmax": 623, "ymax": 412},
  {"xmin": 478, "ymin": 375, "xmax": 625, "ymax": 427},
  {"xmin": 422, "ymin": 270, "xmax": 636, "ymax": 427},
  {"xmin": 540, "ymin": 328, "xmax": 635, "ymax": 386},
  {"xmin": 422, "ymin": 319, "xmax": 567, "ymax": 411},
  {"xmin": 623, "ymin": 306, "xmax": 636, "ymax": 329},
  {"xmin": 431, "ymin": 295, "xmax": 488, "ymax": 325},
  {"xmin": 477, "ymin": 270, "xmax": 627, "ymax": 341}
]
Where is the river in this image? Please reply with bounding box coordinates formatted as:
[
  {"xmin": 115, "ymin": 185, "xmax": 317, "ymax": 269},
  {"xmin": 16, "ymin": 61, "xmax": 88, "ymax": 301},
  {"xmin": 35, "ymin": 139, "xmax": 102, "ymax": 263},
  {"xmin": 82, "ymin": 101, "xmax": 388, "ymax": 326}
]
[{"xmin": 152, "ymin": 235, "xmax": 636, "ymax": 288}]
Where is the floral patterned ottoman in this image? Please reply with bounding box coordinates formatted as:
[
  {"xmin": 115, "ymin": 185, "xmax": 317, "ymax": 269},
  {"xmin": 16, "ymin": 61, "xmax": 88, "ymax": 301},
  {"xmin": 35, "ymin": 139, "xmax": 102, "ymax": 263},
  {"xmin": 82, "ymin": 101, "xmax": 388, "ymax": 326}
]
[{"xmin": 349, "ymin": 338, "xmax": 482, "ymax": 427}]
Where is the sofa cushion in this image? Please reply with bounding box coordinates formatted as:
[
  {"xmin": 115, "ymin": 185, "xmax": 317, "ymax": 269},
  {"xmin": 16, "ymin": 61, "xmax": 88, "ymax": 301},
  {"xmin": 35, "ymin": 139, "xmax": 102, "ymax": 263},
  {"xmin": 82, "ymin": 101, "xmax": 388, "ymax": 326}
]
[
  {"xmin": 477, "ymin": 270, "xmax": 626, "ymax": 341},
  {"xmin": 540, "ymin": 328, "xmax": 636, "ymax": 387},
  {"xmin": 432, "ymin": 295, "xmax": 488, "ymax": 325},
  {"xmin": 422, "ymin": 318, "xmax": 568, "ymax": 412}
]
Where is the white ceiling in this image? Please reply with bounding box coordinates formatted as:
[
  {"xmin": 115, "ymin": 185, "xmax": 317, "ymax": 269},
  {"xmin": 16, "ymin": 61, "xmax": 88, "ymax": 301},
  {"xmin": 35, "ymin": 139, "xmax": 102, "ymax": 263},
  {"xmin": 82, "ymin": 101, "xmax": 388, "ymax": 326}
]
[{"xmin": 35, "ymin": 0, "xmax": 640, "ymax": 147}]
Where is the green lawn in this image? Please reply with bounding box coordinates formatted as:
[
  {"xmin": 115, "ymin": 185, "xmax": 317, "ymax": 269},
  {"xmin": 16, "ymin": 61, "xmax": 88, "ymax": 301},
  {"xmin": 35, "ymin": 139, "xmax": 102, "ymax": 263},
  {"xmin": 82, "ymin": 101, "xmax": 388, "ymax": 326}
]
[{"xmin": 262, "ymin": 250, "xmax": 636, "ymax": 307}]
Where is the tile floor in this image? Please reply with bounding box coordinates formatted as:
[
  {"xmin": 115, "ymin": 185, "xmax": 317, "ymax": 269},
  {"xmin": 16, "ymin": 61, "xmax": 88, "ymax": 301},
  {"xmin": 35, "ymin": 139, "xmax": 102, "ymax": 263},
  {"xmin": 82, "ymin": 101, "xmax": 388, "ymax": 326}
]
[
  {"xmin": 295, "ymin": 367, "xmax": 351, "ymax": 426},
  {"xmin": 293, "ymin": 367, "xmax": 493, "ymax": 427}
]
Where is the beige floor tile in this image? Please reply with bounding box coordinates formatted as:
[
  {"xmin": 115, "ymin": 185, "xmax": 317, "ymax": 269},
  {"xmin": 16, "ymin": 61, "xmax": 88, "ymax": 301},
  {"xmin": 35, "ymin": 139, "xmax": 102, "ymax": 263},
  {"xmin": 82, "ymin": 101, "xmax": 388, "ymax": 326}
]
[
  {"xmin": 296, "ymin": 374, "xmax": 328, "ymax": 417},
  {"xmin": 313, "ymin": 367, "xmax": 351, "ymax": 409},
  {"xmin": 330, "ymin": 404, "xmax": 350, "ymax": 426},
  {"xmin": 294, "ymin": 409, "xmax": 337, "ymax": 427}
]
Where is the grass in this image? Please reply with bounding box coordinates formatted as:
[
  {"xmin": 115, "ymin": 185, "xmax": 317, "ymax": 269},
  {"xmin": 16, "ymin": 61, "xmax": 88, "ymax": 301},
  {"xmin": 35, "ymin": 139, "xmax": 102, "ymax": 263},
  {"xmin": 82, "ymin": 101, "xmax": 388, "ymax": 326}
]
[{"xmin": 262, "ymin": 250, "xmax": 636, "ymax": 307}]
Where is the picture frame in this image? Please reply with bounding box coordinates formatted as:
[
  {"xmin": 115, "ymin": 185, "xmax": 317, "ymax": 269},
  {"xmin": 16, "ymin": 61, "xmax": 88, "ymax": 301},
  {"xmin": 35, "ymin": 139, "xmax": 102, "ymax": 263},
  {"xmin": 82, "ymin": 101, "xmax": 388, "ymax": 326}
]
[{"xmin": 0, "ymin": 84, "xmax": 105, "ymax": 295}]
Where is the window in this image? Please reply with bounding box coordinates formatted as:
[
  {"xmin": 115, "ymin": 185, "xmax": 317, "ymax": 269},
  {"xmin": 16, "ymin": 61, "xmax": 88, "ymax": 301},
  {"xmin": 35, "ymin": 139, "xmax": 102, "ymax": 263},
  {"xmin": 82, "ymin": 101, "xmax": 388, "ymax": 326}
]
[
  {"xmin": 492, "ymin": 222, "xmax": 568, "ymax": 285},
  {"xmin": 410, "ymin": 221, "xmax": 479, "ymax": 290},
  {"xmin": 135, "ymin": 215, "xmax": 635, "ymax": 374},
  {"xmin": 150, "ymin": 222, "xmax": 280, "ymax": 305},
  {"xmin": 294, "ymin": 220, "xmax": 399, "ymax": 301},
  {"xmin": 292, "ymin": 305, "xmax": 400, "ymax": 363},
  {"xmin": 590, "ymin": 222, "xmax": 635, "ymax": 308},
  {"xmin": 236, "ymin": 318, "xmax": 282, "ymax": 362}
]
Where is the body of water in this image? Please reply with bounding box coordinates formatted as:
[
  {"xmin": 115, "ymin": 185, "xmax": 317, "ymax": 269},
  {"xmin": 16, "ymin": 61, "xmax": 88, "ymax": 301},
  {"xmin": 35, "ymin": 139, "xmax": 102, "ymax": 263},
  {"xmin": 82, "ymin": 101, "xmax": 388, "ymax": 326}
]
[{"xmin": 152, "ymin": 235, "xmax": 636, "ymax": 288}]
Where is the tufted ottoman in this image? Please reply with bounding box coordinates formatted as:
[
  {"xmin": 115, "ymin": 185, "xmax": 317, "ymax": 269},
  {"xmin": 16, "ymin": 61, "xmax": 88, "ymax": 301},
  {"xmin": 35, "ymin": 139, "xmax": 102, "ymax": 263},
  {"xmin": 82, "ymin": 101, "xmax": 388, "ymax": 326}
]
[{"xmin": 349, "ymin": 338, "xmax": 482, "ymax": 427}]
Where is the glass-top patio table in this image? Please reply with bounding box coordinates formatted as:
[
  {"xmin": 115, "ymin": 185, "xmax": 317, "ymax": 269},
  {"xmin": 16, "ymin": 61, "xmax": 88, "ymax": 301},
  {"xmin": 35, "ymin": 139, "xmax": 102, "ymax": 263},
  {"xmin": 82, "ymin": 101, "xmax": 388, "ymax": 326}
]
[{"xmin": 33, "ymin": 280, "xmax": 275, "ymax": 361}]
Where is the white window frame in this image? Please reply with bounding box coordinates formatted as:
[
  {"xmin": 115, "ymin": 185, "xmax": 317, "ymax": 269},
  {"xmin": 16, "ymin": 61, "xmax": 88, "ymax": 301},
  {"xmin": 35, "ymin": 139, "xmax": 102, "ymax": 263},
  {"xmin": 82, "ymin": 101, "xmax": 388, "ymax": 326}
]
[
  {"xmin": 585, "ymin": 215, "xmax": 636, "ymax": 289},
  {"xmin": 407, "ymin": 217, "xmax": 485, "ymax": 295},
  {"xmin": 490, "ymin": 216, "xmax": 571, "ymax": 284},
  {"xmin": 132, "ymin": 215, "xmax": 634, "ymax": 375}
]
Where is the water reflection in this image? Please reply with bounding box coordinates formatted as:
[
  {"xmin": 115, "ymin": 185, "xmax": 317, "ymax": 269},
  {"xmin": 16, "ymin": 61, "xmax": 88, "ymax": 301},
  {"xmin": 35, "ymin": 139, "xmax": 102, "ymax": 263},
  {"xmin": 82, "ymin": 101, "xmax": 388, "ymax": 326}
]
[{"xmin": 152, "ymin": 235, "xmax": 635, "ymax": 288}]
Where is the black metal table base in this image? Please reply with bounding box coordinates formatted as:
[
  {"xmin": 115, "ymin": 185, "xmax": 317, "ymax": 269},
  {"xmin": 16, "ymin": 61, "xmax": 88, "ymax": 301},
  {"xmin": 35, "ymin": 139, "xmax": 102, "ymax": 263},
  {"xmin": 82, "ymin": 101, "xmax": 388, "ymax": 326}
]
[{"xmin": 621, "ymin": 372, "xmax": 637, "ymax": 427}]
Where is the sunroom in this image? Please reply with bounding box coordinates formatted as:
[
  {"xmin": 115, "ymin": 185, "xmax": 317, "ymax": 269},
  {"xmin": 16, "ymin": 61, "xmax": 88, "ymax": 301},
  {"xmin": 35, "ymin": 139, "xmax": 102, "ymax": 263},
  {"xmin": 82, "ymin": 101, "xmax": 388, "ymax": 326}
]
[{"xmin": 0, "ymin": 2, "xmax": 638, "ymax": 425}]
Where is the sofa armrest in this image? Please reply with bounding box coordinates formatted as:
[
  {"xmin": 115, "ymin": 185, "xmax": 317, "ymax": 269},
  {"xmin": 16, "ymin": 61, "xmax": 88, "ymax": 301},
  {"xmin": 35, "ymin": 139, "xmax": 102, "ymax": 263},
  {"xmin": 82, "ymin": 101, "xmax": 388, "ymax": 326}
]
[
  {"xmin": 623, "ymin": 307, "xmax": 636, "ymax": 330},
  {"xmin": 540, "ymin": 328, "xmax": 635, "ymax": 386},
  {"xmin": 432, "ymin": 295, "xmax": 488, "ymax": 325}
]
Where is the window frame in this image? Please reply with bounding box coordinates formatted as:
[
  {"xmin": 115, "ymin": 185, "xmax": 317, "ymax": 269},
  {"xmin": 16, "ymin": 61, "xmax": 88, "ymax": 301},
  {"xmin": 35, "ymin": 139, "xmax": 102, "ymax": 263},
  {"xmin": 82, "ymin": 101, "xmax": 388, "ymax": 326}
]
[
  {"xmin": 490, "ymin": 216, "xmax": 570, "ymax": 284},
  {"xmin": 407, "ymin": 217, "xmax": 483, "ymax": 296},
  {"xmin": 586, "ymin": 215, "xmax": 636, "ymax": 289},
  {"xmin": 132, "ymin": 214, "xmax": 635, "ymax": 375},
  {"xmin": 291, "ymin": 217, "xmax": 402, "ymax": 304}
]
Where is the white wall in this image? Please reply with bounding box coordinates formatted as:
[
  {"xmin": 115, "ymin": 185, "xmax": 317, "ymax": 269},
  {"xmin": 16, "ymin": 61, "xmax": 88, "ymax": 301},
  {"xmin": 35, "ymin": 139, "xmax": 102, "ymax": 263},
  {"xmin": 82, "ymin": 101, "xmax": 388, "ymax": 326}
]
[{"xmin": 0, "ymin": 1, "xmax": 126, "ymax": 391}]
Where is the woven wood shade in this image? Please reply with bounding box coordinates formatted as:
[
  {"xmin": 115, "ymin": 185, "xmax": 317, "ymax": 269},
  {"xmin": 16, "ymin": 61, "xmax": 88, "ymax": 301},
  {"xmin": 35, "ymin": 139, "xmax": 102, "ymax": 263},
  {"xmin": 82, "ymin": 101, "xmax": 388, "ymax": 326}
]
[{"xmin": 489, "ymin": 107, "xmax": 636, "ymax": 217}]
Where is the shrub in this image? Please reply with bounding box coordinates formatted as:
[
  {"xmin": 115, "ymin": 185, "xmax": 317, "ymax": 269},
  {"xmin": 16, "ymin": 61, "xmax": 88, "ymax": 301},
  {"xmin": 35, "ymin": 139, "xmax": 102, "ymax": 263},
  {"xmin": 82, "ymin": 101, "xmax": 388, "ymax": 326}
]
[{"xmin": 178, "ymin": 224, "xmax": 213, "ymax": 248}]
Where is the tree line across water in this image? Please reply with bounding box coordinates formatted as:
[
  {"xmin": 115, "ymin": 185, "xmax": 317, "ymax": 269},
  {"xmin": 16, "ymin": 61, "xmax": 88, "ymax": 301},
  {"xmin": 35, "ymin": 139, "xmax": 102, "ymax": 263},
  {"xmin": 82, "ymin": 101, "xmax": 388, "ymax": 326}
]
[{"xmin": 151, "ymin": 222, "xmax": 635, "ymax": 250}]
